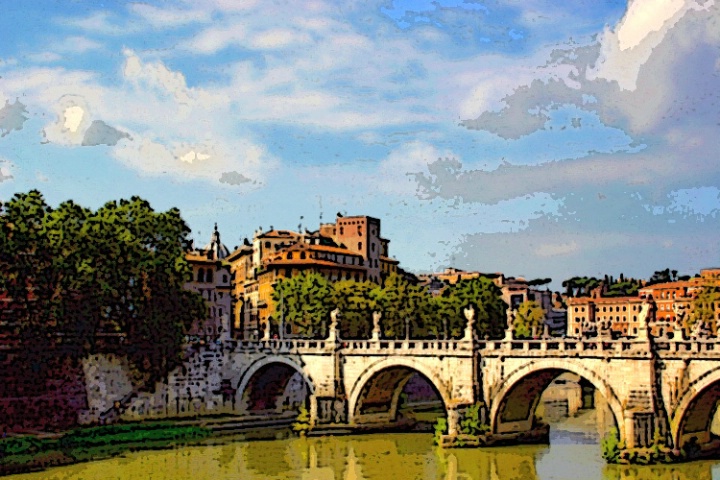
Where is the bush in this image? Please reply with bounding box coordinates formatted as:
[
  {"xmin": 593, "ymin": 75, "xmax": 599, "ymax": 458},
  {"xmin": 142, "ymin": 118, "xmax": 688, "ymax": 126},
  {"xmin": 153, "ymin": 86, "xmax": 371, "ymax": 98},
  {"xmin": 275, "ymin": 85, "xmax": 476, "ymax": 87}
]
[
  {"xmin": 433, "ymin": 417, "xmax": 447, "ymax": 446},
  {"xmin": 0, "ymin": 436, "xmax": 46, "ymax": 456},
  {"xmin": 601, "ymin": 428, "xmax": 623, "ymax": 463},
  {"xmin": 459, "ymin": 403, "xmax": 489, "ymax": 436},
  {"xmin": 292, "ymin": 406, "xmax": 312, "ymax": 437}
]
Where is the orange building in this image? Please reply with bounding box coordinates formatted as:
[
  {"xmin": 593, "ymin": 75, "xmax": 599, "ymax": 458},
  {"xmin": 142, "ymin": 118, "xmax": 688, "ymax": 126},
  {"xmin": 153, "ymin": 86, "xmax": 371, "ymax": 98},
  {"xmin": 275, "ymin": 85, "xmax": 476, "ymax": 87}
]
[
  {"xmin": 566, "ymin": 296, "xmax": 645, "ymax": 338},
  {"xmin": 227, "ymin": 214, "xmax": 407, "ymax": 339}
]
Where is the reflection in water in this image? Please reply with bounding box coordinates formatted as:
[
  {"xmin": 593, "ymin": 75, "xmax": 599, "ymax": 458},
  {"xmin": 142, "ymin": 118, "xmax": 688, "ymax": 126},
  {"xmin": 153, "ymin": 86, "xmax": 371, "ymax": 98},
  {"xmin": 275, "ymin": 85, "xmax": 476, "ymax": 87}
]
[
  {"xmin": 8, "ymin": 380, "xmax": 720, "ymax": 480},
  {"xmin": 6, "ymin": 432, "xmax": 720, "ymax": 480}
]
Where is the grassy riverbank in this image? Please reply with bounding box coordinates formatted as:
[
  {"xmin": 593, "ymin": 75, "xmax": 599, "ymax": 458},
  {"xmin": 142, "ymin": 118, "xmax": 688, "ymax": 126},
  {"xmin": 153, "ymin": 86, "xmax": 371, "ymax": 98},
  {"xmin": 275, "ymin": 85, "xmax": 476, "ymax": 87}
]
[{"xmin": 0, "ymin": 421, "xmax": 212, "ymax": 476}]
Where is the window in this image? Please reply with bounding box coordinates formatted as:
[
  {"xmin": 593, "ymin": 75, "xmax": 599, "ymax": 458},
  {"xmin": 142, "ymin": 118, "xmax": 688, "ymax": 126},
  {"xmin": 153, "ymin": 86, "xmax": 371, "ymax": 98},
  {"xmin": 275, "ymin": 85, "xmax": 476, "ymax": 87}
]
[
  {"xmin": 197, "ymin": 269, "xmax": 204, "ymax": 282},
  {"xmin": 207, "ymin": 270, "xmax": 214, "ymax": 282},
  {"xmin": 265, "ymin": 241, "xmax": 270, "ymax": 248},
  {"xmin": 300, "ymin": 252, "xmax": 306, "ymax": 259},
  {"xmin": 358, "ymin": 242, "xmax": 362, "ymax": 250},
  {"xmin": 371, "ymin": 243, "xmax": 375, "ymax": 252},
  {"xmin": 287, "ymin": 252, "xmax": 293, "ymax": 259},
  {"xmin": 340, "ymin": 227, "xmax": 344, "ymax": 235},
  {"xmin": 223, "ymin": 274, "xmax": 228, "ymax": 283}
]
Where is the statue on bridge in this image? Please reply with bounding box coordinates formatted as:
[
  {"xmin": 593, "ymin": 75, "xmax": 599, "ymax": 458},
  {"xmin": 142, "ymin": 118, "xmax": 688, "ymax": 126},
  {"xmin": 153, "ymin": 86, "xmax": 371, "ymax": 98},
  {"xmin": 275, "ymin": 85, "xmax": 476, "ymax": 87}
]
[
  {"xmin": 505, "ymin": 309, "xmax": 515, "ymax": 340},
  {"xmin": 463, "ymin": 304, "xmax": 475, "ymax": 341},
  {"xmin": 371, "ymin": 311, "xmax": 382, "ymax": 341},
  {"xmin": 636, "ymin": 295, "xmax": 656, "ymax": 342},
  {"xmin": 327, "ymin": 307, "xmax": 341, "ymax": 343}
]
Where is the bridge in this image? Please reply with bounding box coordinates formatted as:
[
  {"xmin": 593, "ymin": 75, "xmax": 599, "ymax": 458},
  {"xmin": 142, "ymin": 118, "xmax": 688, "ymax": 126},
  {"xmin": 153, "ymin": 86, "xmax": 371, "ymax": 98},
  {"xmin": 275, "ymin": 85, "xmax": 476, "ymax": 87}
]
[{"xmin": 83, "ymin": 313, "xmax": 720, "ymax": 455}]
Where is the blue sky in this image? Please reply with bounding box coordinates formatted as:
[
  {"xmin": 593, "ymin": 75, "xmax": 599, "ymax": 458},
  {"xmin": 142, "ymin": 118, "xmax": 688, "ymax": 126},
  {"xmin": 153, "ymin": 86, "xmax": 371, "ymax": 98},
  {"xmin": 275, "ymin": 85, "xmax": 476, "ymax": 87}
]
[{"xmin": 1, "ymin": 0, "xmax": 719, "ymax": 287}]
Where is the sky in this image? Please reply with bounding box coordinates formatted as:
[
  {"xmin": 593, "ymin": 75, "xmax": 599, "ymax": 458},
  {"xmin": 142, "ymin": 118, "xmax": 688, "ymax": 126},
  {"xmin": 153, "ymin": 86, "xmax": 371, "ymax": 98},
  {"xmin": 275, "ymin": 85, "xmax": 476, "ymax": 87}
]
[{"xmin": 0, "ymin": 0, "xmax": 719, "ymax": 287}]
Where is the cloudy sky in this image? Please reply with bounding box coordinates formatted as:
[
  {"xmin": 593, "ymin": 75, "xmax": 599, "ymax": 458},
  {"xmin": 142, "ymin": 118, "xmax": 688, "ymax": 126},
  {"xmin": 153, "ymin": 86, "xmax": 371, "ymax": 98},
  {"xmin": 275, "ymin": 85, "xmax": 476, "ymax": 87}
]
[{"xmin": 1, "ymin": 0, "xmax": 719, "ymax": 286}]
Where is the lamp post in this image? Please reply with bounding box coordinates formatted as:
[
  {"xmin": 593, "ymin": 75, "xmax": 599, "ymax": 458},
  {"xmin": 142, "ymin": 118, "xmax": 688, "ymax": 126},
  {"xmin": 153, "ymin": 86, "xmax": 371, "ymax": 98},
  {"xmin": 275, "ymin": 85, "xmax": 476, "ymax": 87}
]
[{"xmin": 405, "ymin": 317, "xmax": 410, "ymax": 340}]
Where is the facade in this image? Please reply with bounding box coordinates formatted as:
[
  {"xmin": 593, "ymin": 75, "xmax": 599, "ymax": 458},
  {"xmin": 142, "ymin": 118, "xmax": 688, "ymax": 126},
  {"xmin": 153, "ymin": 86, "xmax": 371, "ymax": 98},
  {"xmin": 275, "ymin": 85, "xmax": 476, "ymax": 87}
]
[
  {"xmin": 184, "ymin": 224, "xmax": 233, "ymax": 342},
  {"xmin": 228, "ymin": 214, "xmax": 407, "ymax": 339},
  {"xmin": 566, "ymin": 268, "xmax": 720, "ymax": 338},
  {"xmin": 566, "ymin": 296, "xmax": 646, "ymax": 338}
]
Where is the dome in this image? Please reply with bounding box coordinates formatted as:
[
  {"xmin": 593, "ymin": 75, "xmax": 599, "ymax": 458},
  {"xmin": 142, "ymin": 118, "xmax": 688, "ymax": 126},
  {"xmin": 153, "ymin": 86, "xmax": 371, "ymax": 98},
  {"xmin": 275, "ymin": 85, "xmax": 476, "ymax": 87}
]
[{"xmin": 202, "ymin": 223, "xmax": 230, "ymax": 260}]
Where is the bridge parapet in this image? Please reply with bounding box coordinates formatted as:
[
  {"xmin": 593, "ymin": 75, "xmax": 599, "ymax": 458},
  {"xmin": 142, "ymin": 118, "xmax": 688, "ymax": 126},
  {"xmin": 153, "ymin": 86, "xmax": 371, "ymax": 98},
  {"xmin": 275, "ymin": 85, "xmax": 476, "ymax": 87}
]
[
  {"xmin": 477, "ymin": 338, "xmax": 652, "ymax": 358},
  {"xmin": 341, "ymin": 339, "xmax": 472, "ymax": 355},
  {"xmin": 474, "ymin": 337, "xmax": 720, "ymax": 360},
  {"xmin": 225, "ymin": 338, "xmax": 475, "ymax": 356}
]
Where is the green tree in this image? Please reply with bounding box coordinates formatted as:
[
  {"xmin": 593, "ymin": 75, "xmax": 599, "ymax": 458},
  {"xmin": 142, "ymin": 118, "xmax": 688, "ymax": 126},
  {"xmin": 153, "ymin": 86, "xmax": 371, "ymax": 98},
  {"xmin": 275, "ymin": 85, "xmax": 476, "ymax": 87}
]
[
  {"xmin": 371, "ymin": 273, "xmax": 433, "ymax": 339},
  {"xmin": 0, "ymin": 191, "xmax": 206, "ymax": 389},
  {"xmin": 445, "ymin": 277, "xmax": 507, "ymax": 339},
  {"xmin": 687, "ymin": 285, "xmax": 720, "ymax": 335},
  {"xmin": 331, "ymin": 280, "xmax": 376, "ymax": 339},
  {"xmin": 272, "ymin": 272, "xmax": 335, "ymax": 337},
  {"xmin": 513, "ymin": 300, "xmax": 545, "ymax": 339}
]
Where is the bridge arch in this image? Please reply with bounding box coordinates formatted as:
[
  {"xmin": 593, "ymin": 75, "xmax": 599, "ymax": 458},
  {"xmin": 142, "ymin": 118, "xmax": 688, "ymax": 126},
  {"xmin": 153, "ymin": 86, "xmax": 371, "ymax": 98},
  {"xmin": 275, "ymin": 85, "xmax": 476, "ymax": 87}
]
[
  {"xmin": 671, "ymin": 365, "xmax": 720, "ymax": 450},
  {"xmin": 235, "ymin": 356, "xmax": 315, "ymax": 414},
  {"xmin": 348, "ymin": 357, "xmax": 451, "ymax": 425},
  {"xmin": 489, "ymin": 359, "xmax": 624, "ymax": 441}
]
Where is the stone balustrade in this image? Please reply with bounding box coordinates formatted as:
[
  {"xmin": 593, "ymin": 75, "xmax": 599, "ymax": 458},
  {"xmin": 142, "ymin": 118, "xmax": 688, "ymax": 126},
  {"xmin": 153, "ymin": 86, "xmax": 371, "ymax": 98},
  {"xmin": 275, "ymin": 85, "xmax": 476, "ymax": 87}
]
[{"xmin": 223, "ymin": 335, "xmax": 720, "ymax": 359}]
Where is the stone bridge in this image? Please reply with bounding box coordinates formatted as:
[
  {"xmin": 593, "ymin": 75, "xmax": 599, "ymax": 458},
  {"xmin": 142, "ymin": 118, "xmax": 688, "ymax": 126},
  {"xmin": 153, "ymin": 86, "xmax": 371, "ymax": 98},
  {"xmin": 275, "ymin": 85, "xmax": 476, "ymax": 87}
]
[{"xmin": 85, "ymin": 329, "xmax": 720, "ymax": 453}]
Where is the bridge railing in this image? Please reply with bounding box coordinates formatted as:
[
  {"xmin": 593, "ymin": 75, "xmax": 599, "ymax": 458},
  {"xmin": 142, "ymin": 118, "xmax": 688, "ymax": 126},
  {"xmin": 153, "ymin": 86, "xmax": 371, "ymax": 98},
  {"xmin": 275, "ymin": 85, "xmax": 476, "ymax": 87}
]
[
  {"xmin": 224, "ymin": 337, "xmax": 474, "ymax": 354},
  {"xmin": 476, "ymin": 338, "xmax": 652, "ymax": 357},
  {"xmin": 476, "ymin": 337, "xmax": 720, "ymax": 358},
  {"xmin": 223, "ymin": 336, "xmax": 720, "ymax": 357}
]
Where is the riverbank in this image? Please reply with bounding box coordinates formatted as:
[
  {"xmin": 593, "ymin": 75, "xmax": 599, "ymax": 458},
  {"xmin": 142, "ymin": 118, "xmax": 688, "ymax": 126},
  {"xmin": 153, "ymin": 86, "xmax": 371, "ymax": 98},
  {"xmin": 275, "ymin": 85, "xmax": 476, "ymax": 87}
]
[{"xmin": 0, "ymin": 420, "xmax": 213, "ymax": 476}]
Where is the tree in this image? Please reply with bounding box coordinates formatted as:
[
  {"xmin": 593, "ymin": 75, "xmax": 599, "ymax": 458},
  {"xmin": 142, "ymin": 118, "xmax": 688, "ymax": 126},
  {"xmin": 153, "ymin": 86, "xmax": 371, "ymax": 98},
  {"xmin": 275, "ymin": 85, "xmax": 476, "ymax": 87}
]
[
  {"xmin": 272, "ymin": 272, "xmax": 335, "ymax": 338},
  {"xmin": 330, "ymin": 280, "xmax": 376, "ymax": 339},
  {"xmin": 444, "ymin": 277, "xmax": 507, "ymax": 339},
  {"xmin": 371, "ymin": 273, "xmax": 434, "ymax": 339},
  {"xmin": 513, "ymin": 300, "xmax": 545, "ymax": 339},
  {"xmin": 687, "ymin": 286, "xmax": 720, "ymax": 336},
  {"xmin": 648, "ymin": 268, "xmax": 673, "ymax": 285},
  {"xmin": 0, "ymin": 191, "xmax": 206, "ymax": 389}
]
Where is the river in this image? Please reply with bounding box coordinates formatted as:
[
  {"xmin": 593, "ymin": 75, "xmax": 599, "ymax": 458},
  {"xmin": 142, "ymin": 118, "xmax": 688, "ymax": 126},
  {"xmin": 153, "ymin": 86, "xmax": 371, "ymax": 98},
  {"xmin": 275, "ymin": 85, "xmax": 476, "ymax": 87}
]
[
  {"xmin": 8, "ymin": 382, "xmax": 720, "ymax": 480},
  {"xmin": 8, "ymin": 424, "xmax": 720, "ymax": 480}
]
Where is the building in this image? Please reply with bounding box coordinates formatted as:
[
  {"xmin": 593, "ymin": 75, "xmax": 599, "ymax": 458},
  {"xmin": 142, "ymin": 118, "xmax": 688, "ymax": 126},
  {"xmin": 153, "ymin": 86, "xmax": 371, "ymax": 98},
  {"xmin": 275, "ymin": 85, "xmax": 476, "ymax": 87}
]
[
  {"xmin": 228, "ymin": 214, "xmax": 409, "ymax": 339},
  {"xmin": 184, "ymin": 224, "xmax": 232, "ymax": 343},
  {"xmin": 566, "ymin": 268, "xmax": 720, "ymax": 339}
]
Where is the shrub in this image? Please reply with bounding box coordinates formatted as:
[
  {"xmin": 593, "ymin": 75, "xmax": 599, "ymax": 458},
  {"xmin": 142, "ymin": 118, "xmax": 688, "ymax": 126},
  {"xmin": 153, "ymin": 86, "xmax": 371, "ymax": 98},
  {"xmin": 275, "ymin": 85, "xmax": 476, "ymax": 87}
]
[
  {"xmin": 433, "ymin": 417, "xmax": 447, "ymax": 446},
  {"xmin": 292, "ymin": 406, "xmax": 312, "ymax": 437},
  {"xmin": 601, "ymin": 428, "xmax": 623, "ymax": 463},
  {"xmin": 459, "ymin": 403, "xmax": 489, "ymax": 436}
]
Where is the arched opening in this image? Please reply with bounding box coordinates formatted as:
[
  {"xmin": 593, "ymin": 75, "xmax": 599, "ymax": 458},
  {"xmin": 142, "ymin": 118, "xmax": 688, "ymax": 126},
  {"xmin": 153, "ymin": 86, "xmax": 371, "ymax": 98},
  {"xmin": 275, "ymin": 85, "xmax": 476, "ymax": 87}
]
[
  {"xmin": 237, "ymin": 361, "xmax": 312, "ymax": 419},
  {"xmin": 352, "ymin": 366, "xmax": 447, "ymax": 431},
  {"xmin": 674, "ymin": 380, "xmax": 720, "ymax": 456},
  {"xmin": 493, "ymin": 368, "xmax": 620, "ymax": 450}
]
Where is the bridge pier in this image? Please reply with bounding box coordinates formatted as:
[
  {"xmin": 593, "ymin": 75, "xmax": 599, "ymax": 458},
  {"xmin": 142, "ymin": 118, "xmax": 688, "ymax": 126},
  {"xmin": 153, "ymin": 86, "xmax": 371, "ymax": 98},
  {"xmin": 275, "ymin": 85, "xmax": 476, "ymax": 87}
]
[{"xmin": 310, "ymin": 395, "xmax": 347, "ymax": 425}]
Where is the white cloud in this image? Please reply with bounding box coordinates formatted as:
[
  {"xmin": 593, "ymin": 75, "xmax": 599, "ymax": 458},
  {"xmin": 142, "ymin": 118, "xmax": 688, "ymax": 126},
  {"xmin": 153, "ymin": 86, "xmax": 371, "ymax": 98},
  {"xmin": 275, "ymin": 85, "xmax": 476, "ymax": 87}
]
[
  {"xmin": 42, "ymin": 95, "xmax": 92, "ymax": 145},
  {"xmin": 181, "ymin": 24, "xmax": 246, "ymax": 54},
  {"xmin": 0, "ymin": 158, "xmax": 13, "ymax": 182},
  {"xmin": 375, "ymin": 142, "xmax": 456, "ymax": 195},
  {"xmin": 617, "ymin": 0, "xmax": 686, "ymax": 50},
  {"xmin": 55, "ymin": 36, "xmax": 103, "ymax": 54},
  {"xmin": 250, "ymin": 29, "xmax": 311, "ymax": 49},
  {"xmin": 129, "ymin": 4, "xmax": 211, "ymax": 28},
  {"xmin": 59, "ymin": 12, "xmax": 137, "ymax": 35},
  {"xmin": 536, "ymin": 241, "xmax": 579, "ymax": 258},
  {"xmin": 26, "ymin": 52, "xmax": 62, "ymax": 63},
  {"xmin": 589, "ymin": 0, "xmax": 714, "ymax": 91}
]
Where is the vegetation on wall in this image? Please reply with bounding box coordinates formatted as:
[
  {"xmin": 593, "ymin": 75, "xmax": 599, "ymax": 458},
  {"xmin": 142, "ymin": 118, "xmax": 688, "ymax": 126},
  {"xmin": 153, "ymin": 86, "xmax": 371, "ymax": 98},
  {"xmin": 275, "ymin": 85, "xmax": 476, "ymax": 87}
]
[{"xmin": 0, "ymin": 190, "xmax": 206, "ymax": 389}]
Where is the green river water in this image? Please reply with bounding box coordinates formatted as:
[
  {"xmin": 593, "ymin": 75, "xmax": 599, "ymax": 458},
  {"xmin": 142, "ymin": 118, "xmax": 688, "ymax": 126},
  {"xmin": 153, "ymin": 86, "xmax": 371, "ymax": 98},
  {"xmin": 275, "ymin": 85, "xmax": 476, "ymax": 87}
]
[
  {"xmin": 7, "ymin": 384, "xmax": 720, "ymax": 480},
  {"xmin": 7, "ymin": 424, "xmax": 720, "ymax": 480}
]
